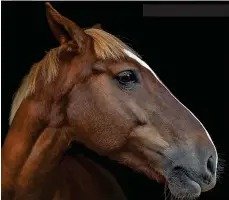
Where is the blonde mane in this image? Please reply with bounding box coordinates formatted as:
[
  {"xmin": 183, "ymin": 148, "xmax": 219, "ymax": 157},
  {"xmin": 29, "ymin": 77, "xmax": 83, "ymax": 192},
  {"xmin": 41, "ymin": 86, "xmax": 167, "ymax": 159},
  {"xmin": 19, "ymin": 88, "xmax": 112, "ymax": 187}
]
[{"xmin": 9, "ymin": 28, "xmax": 140, "ymax": 125}]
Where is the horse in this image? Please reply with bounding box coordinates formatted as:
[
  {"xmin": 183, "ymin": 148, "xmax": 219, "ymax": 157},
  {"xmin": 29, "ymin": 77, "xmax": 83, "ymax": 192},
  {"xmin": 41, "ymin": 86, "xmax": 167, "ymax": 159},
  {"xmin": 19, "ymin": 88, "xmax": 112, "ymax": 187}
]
[{"xmin": 1, "ymin": 3, "xmax": 219, "ymax": 200}]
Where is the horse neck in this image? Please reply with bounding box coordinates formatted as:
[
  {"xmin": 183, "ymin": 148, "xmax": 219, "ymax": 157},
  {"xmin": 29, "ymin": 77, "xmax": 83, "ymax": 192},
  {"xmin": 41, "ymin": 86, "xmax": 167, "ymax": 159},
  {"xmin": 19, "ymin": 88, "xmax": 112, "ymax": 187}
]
[
  {"xmin": 2, "ymin": 98, "xmax": 70, "ymax": 198},
  {"xmin": 2, "ymin": 98, "xmax": 127, "ymax": 200}
]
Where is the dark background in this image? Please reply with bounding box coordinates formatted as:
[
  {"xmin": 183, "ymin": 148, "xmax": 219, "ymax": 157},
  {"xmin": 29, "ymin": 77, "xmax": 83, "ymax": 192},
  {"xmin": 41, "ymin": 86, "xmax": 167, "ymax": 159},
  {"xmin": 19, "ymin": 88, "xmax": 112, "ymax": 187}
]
[{"xmin": 1, "ymin": 2, "xmax": 228, "ymax": 200}]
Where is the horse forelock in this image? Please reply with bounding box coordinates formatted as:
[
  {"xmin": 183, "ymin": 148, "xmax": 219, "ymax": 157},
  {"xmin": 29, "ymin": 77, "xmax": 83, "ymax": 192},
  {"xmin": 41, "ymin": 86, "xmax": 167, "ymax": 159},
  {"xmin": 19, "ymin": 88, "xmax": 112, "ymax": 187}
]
[{"xmin": 85, "ymin": 28, "xmax": 140, "ymax": 60}]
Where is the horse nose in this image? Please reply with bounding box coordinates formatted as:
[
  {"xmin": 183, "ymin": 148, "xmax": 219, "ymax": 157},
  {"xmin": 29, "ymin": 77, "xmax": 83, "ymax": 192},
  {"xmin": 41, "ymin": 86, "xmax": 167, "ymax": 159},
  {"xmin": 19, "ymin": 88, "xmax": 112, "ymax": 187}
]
[
  {"xmin": 199, "ymin": 154, "xmax": 217, "ymax": 191},
  {"xmin": 206, "ymin": 155, "xmax": 216, "ymax": 176},
  {"xmin": 166, "ymin": 150, "xmax": 217, "ymax": 193}
]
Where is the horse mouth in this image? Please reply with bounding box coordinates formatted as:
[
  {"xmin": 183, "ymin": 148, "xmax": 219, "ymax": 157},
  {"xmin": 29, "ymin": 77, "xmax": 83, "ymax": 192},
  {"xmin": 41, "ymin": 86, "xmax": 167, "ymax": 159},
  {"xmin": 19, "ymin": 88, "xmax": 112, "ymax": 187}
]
[
  {"xmin": 129, "ymin": 162, "xmax": 202, "ymax": 199},
  {"xmin": 166, "ymin": 170, "xmax": 202, "ymax": 199},
  {"xmin": 113, "ymin": 147, "xmax": 203, "ymax": 200}
]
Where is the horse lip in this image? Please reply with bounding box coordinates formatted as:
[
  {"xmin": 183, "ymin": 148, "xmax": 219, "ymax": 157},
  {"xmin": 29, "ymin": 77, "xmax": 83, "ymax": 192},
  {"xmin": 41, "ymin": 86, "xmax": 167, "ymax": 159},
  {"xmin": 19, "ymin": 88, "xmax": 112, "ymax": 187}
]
[
  {"xmin": 166, "ymin": 170, "xmax": 202, "ymax": 198},
  {"xmin": 182, "ymin": 169, "xmax": 198, "ymax": 183}
]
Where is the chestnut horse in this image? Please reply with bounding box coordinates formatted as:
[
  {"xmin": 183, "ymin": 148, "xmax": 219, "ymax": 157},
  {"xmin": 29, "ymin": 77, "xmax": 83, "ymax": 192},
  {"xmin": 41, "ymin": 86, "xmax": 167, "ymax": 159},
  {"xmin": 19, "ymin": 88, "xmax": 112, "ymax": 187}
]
[{"xmin": 2, "ymin": 3, "xmax": 219, "ymax": 200}]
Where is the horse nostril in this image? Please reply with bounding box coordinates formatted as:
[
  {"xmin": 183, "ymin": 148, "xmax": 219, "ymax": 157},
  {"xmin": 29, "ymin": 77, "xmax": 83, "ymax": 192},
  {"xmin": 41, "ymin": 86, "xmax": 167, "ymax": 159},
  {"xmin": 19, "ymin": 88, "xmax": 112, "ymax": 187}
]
[{"xmin": 207, "ymin": 155, "xmax": 215, "ymax": 175}]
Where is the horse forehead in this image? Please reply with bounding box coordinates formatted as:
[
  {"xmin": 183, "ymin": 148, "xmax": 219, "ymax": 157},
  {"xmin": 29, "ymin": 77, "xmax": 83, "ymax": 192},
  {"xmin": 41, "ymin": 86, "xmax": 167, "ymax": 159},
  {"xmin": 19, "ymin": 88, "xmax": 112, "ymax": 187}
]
[{"xmin": 123, "ymin": 49, "xmax": 160, "ymax": 82}]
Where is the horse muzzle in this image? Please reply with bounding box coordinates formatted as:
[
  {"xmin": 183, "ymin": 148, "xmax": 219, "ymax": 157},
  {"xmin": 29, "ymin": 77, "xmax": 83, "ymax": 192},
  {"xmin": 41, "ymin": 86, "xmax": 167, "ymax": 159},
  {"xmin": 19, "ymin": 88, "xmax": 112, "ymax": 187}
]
[{"xmin": 164, "ymin": 147, "xmax": 217, "ymax": 198}]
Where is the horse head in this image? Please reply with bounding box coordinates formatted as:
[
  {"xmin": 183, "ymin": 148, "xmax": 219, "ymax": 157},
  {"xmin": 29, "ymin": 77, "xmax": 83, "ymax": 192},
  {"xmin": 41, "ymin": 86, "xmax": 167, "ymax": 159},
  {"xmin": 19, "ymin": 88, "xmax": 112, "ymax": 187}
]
[{"xmin": 9, "ymin": 3, "xmax": 219, "ymax": 199}]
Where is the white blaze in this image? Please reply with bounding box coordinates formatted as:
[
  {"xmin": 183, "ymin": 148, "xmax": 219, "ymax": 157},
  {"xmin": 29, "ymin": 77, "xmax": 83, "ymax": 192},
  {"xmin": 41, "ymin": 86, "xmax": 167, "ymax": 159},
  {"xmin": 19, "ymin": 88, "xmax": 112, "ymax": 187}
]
[{"xmin": 124, "ymin": 49, "xmax": 218, "ymax": 170}]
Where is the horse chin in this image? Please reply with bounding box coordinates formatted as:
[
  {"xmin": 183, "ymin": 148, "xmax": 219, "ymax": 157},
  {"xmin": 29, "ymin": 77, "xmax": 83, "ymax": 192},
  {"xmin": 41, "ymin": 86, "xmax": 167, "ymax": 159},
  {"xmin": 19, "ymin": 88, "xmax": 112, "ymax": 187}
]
[{"xmin": 166, "ymin": 172, "xmax": 202, "ymax": 200}]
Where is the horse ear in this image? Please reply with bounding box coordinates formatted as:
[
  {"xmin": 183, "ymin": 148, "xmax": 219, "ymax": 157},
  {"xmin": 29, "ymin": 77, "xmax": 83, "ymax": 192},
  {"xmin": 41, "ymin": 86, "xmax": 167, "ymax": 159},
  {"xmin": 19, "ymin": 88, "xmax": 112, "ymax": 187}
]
[
  {"xmin": 45, "ymin": 2, "xmax": 88, "ymax": 51},
  {"xmin": 92, "ymin": 24, "xmax": 102, "ymax": 30}
]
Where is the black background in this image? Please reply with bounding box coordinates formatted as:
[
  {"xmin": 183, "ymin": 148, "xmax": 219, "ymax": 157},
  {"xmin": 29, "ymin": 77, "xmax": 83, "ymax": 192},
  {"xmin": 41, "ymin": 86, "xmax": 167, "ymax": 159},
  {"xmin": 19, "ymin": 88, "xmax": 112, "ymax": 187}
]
[{"xmin": 1, "ymin": 2, "xmax": 228, "ymax": 200}]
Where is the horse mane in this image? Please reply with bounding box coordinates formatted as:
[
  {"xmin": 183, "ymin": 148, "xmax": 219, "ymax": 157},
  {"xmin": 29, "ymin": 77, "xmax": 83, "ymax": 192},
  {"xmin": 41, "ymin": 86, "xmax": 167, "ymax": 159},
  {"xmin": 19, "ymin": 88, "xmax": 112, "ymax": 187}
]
[{"xmin": 9, "ymin": 28, "xmax": 140, "ymax": 125}]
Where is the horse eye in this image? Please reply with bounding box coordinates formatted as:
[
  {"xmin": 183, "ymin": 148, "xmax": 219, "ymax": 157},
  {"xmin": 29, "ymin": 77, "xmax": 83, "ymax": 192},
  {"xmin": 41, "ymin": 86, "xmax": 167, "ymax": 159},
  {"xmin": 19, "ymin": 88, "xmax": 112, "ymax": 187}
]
[{"xmin": 116, "ymin": 70, "xmax": 138, "ymax": 85}]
